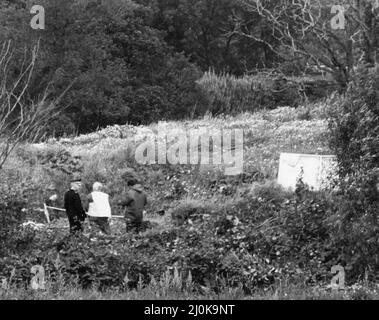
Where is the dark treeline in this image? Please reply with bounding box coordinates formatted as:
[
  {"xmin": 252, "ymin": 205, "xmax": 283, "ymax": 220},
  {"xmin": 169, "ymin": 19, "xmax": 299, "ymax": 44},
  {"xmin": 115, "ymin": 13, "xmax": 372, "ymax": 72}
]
[
  {"xmin": 135, "ymin": 0, "xmax": 281, "ymax": 73},
  {"xmin": 1, "ymin": 0, "xmax": 378, "ymax": 135}
]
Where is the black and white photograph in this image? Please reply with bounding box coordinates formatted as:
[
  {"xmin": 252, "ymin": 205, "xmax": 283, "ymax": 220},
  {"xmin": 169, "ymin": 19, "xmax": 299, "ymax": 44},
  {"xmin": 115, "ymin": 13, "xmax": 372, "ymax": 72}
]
[{"xmin": 0, "ymin": 0, "xmax": 378, "ymax": 303}]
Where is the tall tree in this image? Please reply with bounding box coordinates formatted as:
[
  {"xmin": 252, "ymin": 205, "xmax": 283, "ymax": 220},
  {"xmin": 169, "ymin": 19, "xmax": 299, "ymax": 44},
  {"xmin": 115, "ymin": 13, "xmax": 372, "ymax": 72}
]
[
  {"xmin": 235, "ymin": 0, "xmax": 379, "ymax": 88},
  {"xmin": 1, "ymin": 0, "xmax": 206, "ymax": 134},
  {"xmin": 137, "ymin": 0, "xmax": 282, "ymax": 74}
]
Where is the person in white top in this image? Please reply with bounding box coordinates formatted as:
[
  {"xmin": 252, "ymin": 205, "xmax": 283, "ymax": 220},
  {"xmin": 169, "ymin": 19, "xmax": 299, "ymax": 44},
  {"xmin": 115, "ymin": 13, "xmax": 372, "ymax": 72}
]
[{"xmin": 86, "ymin": 182, "xmax": 111, "ymax": 234}]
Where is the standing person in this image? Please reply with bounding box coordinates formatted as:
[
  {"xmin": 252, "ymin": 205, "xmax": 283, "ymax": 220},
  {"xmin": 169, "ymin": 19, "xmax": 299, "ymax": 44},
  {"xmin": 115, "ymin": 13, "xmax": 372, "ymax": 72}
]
[
  {"xmin": 64, "ymin": 177, "xmax": 86, "ymax": 234},
  {"xmin": 118, "ymin": 178, "xmax": 147, "ymax": 233},
  {"xmin": 86, "ymin": 182, "xmax": 111, "ymax": 235}
]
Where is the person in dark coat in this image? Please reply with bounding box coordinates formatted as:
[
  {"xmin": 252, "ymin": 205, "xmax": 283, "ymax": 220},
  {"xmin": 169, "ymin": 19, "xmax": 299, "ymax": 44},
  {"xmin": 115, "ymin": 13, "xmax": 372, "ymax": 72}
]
[
  {"xmin": 118, "ymin": 178, "xmax": 147, "ymax": 233},
  {"xmin": 64, "ymin": 178, "xmax": 86, "ymax": 234}
]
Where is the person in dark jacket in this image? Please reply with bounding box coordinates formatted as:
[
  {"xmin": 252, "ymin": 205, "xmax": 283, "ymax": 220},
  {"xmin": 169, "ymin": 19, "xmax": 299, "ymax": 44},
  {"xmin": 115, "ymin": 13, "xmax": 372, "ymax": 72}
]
[
  {"xmin": 118, "ymin": 178, "xmax": 147, "ymax": 233},
  {"xmin": 64, "ymin": 178, "xmax": 86, "ymax": 234}
]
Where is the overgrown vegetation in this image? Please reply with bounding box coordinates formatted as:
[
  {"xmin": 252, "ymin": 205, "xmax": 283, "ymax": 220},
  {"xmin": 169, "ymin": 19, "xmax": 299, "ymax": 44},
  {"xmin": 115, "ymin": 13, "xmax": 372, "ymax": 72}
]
[
  {"xmin": 328, "ymin": 64, "xmax": 379, "ymax": 281},
  {"xmin": 197, "ymin": 70, "xmax": 337, "ymax": 115},
  {"xmin": 3, "ymin": 0, "xmax": 372, "ymax": 134},
  {"xmin": 0, "ymin": 102, "xmax": 378, "ymax": 299},
  {"xmin": 0, "ymin": 0, "xmax": 378, "ymax": 300}
]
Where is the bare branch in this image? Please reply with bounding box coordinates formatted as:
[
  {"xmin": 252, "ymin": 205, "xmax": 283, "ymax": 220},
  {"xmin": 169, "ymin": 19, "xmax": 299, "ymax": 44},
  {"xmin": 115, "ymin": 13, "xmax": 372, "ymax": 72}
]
[
  {"xmin": 0, "ymin": 41, "xmax": 67, "ymax": 170},
  {"xmin": 236, "ymin": 0, "xmax": 378, "ymax": 86}
]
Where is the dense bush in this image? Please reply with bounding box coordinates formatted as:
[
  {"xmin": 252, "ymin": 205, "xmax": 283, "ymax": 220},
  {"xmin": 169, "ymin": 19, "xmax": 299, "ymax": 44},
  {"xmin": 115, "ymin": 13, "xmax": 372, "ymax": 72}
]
[
  {"xmin": 197, "ymin": 71, "xmax": 334, "ymax": 115},
  {"xmin": 328, "ymin": 64, "xmax": 379, "ymax": 281},
  {"xmin": 1, "ymin": 179, "xmax": 367, "ymax": 293},
  {"xmin": 329, "ymin": 64, "xmax": 379, "ymax": 178},
  {"xmin": 0, "ymin": 176, "xmax": 32, "ymax": 257},
  {"xmin": 135, "ymin": 0, "xmax": 282, "ymax": 75},
  {"xmin": 2, "ymin": 181, "xmax": 379, "ymax": 295}
]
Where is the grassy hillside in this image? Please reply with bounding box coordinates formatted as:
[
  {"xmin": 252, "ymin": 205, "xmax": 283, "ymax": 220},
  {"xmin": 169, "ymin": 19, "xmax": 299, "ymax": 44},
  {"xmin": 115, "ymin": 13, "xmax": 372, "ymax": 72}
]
[
  {"xmin": 3, "ymin": 103, "xmax": 378, "ymax": 300},
  {"xmin": 7, "ymin": 105, "xmax": 330, "ymax": 218}
]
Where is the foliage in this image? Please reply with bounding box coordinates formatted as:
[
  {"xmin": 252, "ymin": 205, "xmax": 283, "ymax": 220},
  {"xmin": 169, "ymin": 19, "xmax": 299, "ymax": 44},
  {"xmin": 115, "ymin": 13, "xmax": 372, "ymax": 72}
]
[
  {"xmin": 135, "ymin": 0, "xmax": 282, "ymax": 74},
  {"xmin": 3, "ymin": 176, "xmax": 377, "ymax": 293},
  {"xmin": 198, "ymin": 71, "xmax": 299, "ymax": 114},
  {"xmin": 0, "ymin": 0, "xmax": 341, "ymax": 137},
  {"xmin": 1, "ymin": 100, "xmax": 378, "ymax": 297},
  {"xmin": 327, "ymin": 64, "xmax": 379, "ymax": 282},
  {"xmin": 197, "ymin": 70, "xmax": 337, "ymax": 115},
  {"xmin": 0, "ymin": 175, "xmax": 33, "ymax": 257},
  {"xmin": 329, "ymin": 64, "xmax": 379, "ymax": 177},
  {"xmin": 238, "ymin": 0, "xmax": 379, "ymax": 88},
  {"xmin": 0, "ymin": 0, "xmax": 207, "ymax": 134}
]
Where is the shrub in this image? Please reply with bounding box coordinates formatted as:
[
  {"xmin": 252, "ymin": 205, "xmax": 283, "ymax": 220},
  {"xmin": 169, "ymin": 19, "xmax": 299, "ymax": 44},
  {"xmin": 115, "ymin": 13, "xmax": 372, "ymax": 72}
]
[
  {"xmin": 328, "ymin": 64, "xmax": 379, "ymax": 281},
  {"xmin": 248, "ymin": 181, "xmax": 291, "ymax": 204},
  {"xmin": 1, "ymin": 179, "xmax": 376, "ymax": 293},
  {"xmin": 0, "ymin": 168, "xmax": 40, "ymax": 257},
  {"xmin": 170, "ymin": 199, "xmax": 213, "ymax": 227},
  {"xmin": 197, "ymin": 71, "xmax": 305, "ymax": 115},
  {"xmin": 329, "ymin": 64, "xmax": 379, "ymax": 178}
]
